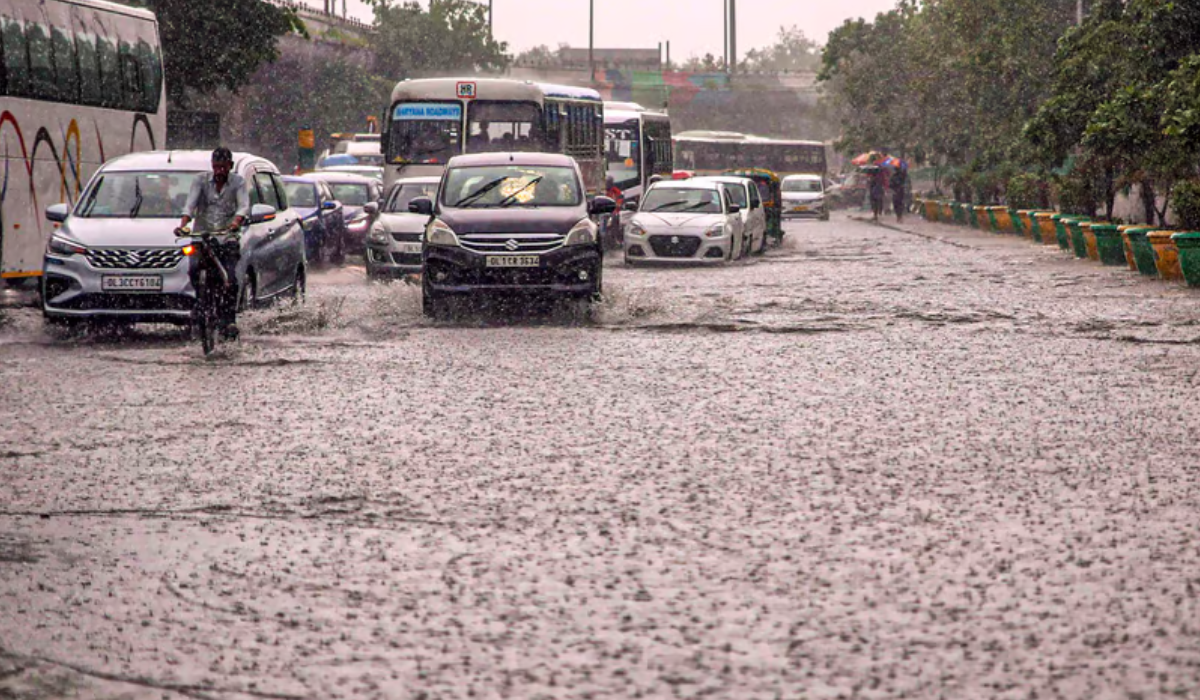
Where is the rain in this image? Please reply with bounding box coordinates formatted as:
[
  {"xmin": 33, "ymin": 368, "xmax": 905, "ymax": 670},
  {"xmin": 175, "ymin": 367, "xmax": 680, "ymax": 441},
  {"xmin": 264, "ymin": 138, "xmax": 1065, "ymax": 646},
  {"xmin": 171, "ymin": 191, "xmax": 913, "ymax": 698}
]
[{"xmin": 3, "ymin": 0, "xmax": 1200, "ymax": 698}]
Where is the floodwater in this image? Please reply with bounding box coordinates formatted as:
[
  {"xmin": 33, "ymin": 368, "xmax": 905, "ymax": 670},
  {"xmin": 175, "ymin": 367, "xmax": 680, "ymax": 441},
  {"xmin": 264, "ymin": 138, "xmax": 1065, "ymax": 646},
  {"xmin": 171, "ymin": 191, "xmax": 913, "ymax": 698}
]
[{"xmin": 1, "ymin": 214, "xmax": 1199, "ymax": 699}]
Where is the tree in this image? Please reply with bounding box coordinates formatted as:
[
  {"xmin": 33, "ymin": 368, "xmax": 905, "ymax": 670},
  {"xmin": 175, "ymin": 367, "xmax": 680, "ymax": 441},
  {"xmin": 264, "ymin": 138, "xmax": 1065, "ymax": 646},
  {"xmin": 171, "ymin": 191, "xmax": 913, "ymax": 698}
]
[
  {"xmin": 367, "ymin": 0, "xmax": 509, "ymax": 78},
  {"xmin": 742, "ymin": 26, "xmax": 821, "ymax": 73},
  {"xmin": 129, "ymin": 0, "xmax": 304, "ymax": 108}
]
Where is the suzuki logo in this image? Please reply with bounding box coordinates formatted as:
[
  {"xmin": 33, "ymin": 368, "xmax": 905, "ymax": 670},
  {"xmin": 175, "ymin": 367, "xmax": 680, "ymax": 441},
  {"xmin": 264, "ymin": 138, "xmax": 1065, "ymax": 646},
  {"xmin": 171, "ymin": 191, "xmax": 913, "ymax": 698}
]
[
  {"xmin": 127, "ymin": 251, "xmax": 141, "ymax": 265},
  {"xmin": 505, "ymin": 239, "xmax": 520, "ymax": 251},
  {"xmin": 671, "ymin": 236, "xmax": 680, "ymax": 244}
]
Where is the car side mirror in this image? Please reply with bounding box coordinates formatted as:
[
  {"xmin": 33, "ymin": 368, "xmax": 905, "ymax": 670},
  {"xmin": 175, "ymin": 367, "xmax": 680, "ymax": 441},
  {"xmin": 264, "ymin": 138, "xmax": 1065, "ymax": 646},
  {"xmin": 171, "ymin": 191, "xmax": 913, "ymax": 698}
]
[
  {"xmin": 409, "ymin": 196, "xmax": 434, "ymax": 216},
  {"xmin": 249, "ymin": 203, "xmax": 277, "ymax": 224},
  {"xmin": 363, "ymin": 202, "xmax": 380, "ymax": 218},
  {"xmin": 322, "ymin": 200, "xmax": 337, "ymax": 211},
  {"xmin": 622, "ymin": 201, "xmax": 638, "ymax": 212},
  {"xmin": 46, "ymin": 203, "xmax": 70, "ymax": 223},
  {"xmin": 728, "ymin": 204, "xmax": 741, "ymax": 214},
  {"xmin": 589, "ymin": 196, "xmax": 616, "ymax": 216}
]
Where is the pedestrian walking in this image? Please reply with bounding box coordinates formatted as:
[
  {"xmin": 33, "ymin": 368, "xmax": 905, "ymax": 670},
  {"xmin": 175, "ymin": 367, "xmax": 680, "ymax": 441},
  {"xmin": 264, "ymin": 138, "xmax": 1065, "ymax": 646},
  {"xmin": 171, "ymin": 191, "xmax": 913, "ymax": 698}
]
[
  {"xmin": 868, "ymin": 168, "xmax": 885, "ymax": 222},
  {"xmin": 890, "ymin": 167, "xmax": 907, "ymax": 222}
]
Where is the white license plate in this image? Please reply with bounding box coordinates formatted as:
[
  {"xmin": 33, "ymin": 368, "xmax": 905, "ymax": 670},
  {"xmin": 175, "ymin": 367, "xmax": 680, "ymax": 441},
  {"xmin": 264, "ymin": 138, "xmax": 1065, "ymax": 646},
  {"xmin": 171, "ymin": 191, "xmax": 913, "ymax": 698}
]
[
  {"xmin": 486, "ymin": 255, "xmax": 540, "ymax": 268},
  {"xmin": 396, "ymin": 243, "xmax": 422, "ymax": 254},
  {"xmin": 101, "ymin": 275, "xmax": 162, "ymax": 292},
  {"xmin": 793, "ymin": 205, "xmax": 809, "ymax": 212}
]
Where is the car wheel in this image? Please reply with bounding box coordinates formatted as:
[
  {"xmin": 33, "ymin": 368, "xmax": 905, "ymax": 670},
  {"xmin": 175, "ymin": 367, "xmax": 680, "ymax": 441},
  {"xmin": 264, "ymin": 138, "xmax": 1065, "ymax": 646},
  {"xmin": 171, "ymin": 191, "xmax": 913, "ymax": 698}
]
[
  {"xmin": 291, "ymin": 265, "xmax": 306, "ymax": 306},
  {"xmin": 421, "ymin": 275, "xmax": 447, "ymax": 320},
  {"xmin": 240, "ymin": 270, "xmax": 257, "ymax": 311}
]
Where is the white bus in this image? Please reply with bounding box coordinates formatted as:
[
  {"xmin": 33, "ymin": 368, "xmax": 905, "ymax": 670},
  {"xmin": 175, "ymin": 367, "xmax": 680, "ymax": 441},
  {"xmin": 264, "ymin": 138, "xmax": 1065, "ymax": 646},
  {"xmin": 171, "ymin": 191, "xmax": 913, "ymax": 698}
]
[
  {"xmin": 0, "ymin": 0, "xmax": 165, "ymax": 283},
  {"xmin": 674, "ymin": 130, "xmax": 827, "ymax": 178},
  {"xmin": 604, "ymin": 101, "xmax": 672, "ymax": 206},
  {"xmin": 382, "ymin": 78, "xmax": 606, "ymax": 195}
]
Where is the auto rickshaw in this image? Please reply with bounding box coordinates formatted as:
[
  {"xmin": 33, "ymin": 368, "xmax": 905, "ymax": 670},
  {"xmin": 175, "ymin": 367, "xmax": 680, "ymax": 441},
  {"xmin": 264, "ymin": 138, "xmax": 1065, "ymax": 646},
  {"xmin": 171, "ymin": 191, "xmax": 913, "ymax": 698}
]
[{"xmin": 724, "ymin": 168, "xmax": 783, "ymax": 245}]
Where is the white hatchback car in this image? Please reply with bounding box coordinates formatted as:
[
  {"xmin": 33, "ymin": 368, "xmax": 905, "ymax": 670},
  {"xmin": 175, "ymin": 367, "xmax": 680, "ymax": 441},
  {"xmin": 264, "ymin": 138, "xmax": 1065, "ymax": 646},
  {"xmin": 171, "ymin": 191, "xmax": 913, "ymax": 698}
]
[
  {"xmin": 782, "ymin": 174, "xmax": 829, "ymax": 220},
  {"xmin": 695, "ymin": 176, "xmax": 768, "ymax": 256},
  {"xmin": 366, "ymin": 176, "xmax": 440, "ymax": 278},
  {"xmin": 623, "ymin": 180, "xmax": 744, "ymax": 265}
]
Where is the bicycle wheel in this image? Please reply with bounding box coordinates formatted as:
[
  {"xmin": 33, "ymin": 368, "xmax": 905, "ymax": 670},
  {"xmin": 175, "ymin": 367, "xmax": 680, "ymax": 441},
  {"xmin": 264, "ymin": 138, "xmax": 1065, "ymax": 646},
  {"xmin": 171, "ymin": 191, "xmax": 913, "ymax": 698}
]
[{"xmin": 198, "ymin": 270, "xmax": 217, "ymax": 355}]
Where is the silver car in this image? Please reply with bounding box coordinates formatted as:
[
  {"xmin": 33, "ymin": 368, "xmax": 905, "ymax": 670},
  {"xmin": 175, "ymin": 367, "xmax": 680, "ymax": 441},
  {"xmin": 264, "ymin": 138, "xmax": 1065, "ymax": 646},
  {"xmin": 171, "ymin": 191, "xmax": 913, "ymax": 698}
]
[
  {"xmin": 366, "ymin": 177, "xmax": 440, "ymax": 279},
  {"xmin": 41, "ymin": 151, "xmax": 305, "ymax": 327},
  {"xmin": 695, "ymin": 176, "xmax": 768, "ymax": 257},
  {"xmin": 782, "ymin": 174, "xmax": 830, "ymax": 220},
  {"xmin": 623, "ymin": 180, "xmax": 744, "ymax": 265}
]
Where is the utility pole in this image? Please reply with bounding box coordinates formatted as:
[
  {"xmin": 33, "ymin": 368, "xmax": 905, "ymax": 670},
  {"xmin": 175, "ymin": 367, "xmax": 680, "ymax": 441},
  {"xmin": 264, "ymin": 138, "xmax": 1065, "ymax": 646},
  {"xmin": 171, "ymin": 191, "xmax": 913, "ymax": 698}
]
[
  {"xmin": 589, "ymin": 0, "xmax": 595, "ymax": 82},
  {"xmin": 728, "ymin": 0, "xmax": 737, "ymax": 74},
  {"xmin": 1076, "ymin": 0, "xmax": 1083, "ymax": 25},
  {"xmin": 723, "ymin": 0, "xmax": 728, "ymax": 71}
]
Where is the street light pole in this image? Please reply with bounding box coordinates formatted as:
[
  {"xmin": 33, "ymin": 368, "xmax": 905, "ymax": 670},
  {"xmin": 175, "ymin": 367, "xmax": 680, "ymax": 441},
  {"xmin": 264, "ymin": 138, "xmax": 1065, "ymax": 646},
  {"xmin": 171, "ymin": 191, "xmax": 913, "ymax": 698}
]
[
  {"xmin": 589, "ymin": 0, "xmax": 595, "ymax": 82},
  {"xmin": 728, "ymin": 0, "xmax": 736, "ymax": 73},
  {"xmin": 488, "ymin": 0, "xmax": 493, "ymax": 39}
]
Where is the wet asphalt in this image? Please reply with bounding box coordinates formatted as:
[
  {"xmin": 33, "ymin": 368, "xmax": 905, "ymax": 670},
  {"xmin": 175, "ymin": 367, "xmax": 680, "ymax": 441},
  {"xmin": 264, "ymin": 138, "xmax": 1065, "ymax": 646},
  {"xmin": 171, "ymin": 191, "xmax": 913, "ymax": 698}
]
[{"xmin": 1, "ymin": 213, "xmax": 1199, "ymax": 699}]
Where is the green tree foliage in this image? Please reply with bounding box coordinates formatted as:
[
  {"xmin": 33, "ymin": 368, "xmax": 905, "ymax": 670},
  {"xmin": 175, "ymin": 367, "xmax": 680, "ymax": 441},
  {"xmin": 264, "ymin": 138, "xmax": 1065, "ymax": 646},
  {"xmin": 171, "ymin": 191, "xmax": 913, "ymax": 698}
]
[
  {"xmin": 129, "ymin": 0, "xmax": 304, "ymax": 108},
  {"xmin": 742, "ymin": 26, "xmax": 821, "ymax": 73},
  {"xmin": 366, "ymin": 0, "xmax": 508, "ymax": 78}
]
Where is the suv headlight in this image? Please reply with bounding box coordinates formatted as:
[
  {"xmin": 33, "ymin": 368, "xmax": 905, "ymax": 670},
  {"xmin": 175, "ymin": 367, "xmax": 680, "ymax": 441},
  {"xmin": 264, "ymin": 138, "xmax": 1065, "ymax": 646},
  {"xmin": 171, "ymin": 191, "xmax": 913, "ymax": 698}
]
[
  {"xmin": 628, "ymin": 221, "xmax": 647, "ymax": 238},
  {"xmin": 426, "ymin": 219, "xmax": 459, "ymax": 247},
  {"xmin": 368, "ymin": 226, "xmax": 390, "ymax": 245},
  {"xmin": 346, "ymin": 216, "xmax": 370, "ymax": 234},
  {"xmin": 705, "ymin": 223, "xmax": 727, "ymax": 238},
  {"xmin": 564, "ymin": 219, "xmax": 596, "ymax": 247},
  {"xmin": 48, "ymin": 235, "xmax": 87, "ymax": 256}
]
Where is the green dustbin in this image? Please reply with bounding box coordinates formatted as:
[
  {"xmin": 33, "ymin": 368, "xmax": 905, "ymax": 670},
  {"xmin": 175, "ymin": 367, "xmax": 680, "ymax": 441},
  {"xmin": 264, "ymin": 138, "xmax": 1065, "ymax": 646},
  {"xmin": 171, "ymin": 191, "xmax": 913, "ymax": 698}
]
[
  {"xmin": 1126, "ymin": 228, "xmax": 1158, "ymax": 276},
  {"xmin": 1009, "ymin": 208, "xmax": 1025, "ymax": 237},
  {"xmin": 968, "ymin": 205, "xmax": 980, "ymax": 229},
  {"xmin": 1052, "ymin": 214, "xmax": 1070, "ymax": 250},
  {"xmin": 1067, "ymin": 218, "xmax": 1090, "ymax": 258},
  {"xmin": 1090, "ymin": 224, "xmax": 1125, "ymax": 266},
  {"xmin": 1172, "ymin": 232, "xmax": 1200, "ymax": 287}
]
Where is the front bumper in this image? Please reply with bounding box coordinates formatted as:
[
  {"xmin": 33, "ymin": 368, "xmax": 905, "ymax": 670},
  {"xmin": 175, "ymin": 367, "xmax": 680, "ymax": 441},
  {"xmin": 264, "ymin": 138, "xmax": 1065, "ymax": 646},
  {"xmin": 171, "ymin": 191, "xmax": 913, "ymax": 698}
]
[
  {"xmin": 424, "ymin": 244, "xmax": 600, "ymax": 296},
  {"xmin": 783, "ymin": 201, "xmax": 827, "ymax": 218},
  {"xmin": 623, "ymin": 231, "xmax": 732, "ymax": 264},
  {"xmin": 366, "ymin": 233, "xmax": 424, "ymax": 276},
  {"xmin": 41, "ymin": 253, "xmax": 195, "ymax": 323}
]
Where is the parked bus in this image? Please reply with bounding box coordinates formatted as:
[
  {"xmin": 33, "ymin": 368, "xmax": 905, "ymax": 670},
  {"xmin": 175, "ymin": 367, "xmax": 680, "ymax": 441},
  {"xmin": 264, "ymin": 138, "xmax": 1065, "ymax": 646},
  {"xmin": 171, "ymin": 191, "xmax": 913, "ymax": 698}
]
[
  {"xmin": 0, "ymin": 0, "xmax": 166, "ymax": 283},
  {"xmin": 382, "ymin": 78, "xmax": 605, "ymax": 195},
  {"xmin": 604, "ymin": 101, "xmax": 672, "ymax": 207},
  {"xmin": 673, "ymin": 131, "xmax": 827, "ymax": 179}
]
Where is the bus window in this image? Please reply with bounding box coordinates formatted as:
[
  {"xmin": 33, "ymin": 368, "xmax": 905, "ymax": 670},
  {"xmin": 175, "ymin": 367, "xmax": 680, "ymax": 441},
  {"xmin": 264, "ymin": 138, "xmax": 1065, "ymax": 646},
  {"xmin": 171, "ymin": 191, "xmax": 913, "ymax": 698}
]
[
  {"xmin": 96, "ymin": 33, "xmax": 121, "ymax": 109},
  {"xmin": 118, "ymin": 39, "xmax": 144, "ymax": 110},
  {"xmin": 2, "ymin": 16, "xmax": 31, "ymax": 97},
  {"xmin": 388, "ymin": 102, "xmax": 462, "ymax": 165},
  {"xmin": 135, "ymin": 39, "xmax": 160, "ymax": 113},
  {"xmin": 26, "ymin": 21, "xmax": 56, "ymax": 100},
  {"xmin": 51, "ymin": 26, "xmax": 78, "ymax": 102},
  {"xmin": 605, "ymin": 119, "xmax": 639, "ymax": 190},
  {"xmin": 75, "ymin": 32, "xmax": 101, "ymax": 106},
  {"xmin": 467, "ymin": 101, "xmax": 540, "ymax": 153}
]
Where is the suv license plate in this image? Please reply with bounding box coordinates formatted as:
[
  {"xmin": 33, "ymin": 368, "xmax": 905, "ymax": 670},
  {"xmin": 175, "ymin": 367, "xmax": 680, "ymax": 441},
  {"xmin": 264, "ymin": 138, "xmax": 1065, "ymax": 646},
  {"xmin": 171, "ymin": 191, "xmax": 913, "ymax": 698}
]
[
  {"xmin": 486, "ymin": 255, "xmax": 540, "ymax": 268},
  {"xmin": 102, "ymin": 275, "xmax": 162, "ymax": 292}
]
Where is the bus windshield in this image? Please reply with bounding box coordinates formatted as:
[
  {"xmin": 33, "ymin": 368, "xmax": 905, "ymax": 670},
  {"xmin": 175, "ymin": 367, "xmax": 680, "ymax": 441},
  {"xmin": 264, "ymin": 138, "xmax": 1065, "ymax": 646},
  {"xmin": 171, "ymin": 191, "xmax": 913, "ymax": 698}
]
[
  {"xmin": 606, "ymin": 119, "xmax": 640, "ymax": 190},
  {"xmin": 389, "ymin": 102, "xmax": 463, "ymax": 165},
  {"xmin": 467, "ymin": 102, "xmax": 543, "ymax": 153}
]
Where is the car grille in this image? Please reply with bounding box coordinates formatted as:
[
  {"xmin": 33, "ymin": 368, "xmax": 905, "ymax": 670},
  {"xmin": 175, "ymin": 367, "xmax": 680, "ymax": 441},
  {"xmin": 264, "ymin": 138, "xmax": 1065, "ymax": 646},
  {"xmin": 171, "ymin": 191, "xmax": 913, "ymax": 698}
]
[
  {"xmin": 50, "ymin": 293, "xmax": 193, "ymax": 312},
  {"xmin": 649, "ymin": 235, "xmax": 702, "ymax": 258},
  {"xmin": 391, "ymin": 232, "xmax": 422, "ymax": 242},
  {"xmin": 391, "ymin": 252, "xmax": 422, "ymax": 266},
  {"xmin": 86, "ymin": 248, "xmax": 182, "ymax": 270},
  {"xmin": 459, "ymin": 233, "xmax": 564, "ymax": 254}
]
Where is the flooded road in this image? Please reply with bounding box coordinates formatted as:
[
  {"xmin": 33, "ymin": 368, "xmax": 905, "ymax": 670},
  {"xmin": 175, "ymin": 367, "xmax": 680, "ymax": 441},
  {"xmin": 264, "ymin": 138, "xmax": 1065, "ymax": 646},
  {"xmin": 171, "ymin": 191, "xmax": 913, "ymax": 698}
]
[{"xmin": 2, "ymin": 214, "xmax": 1199, "ymax": 699}]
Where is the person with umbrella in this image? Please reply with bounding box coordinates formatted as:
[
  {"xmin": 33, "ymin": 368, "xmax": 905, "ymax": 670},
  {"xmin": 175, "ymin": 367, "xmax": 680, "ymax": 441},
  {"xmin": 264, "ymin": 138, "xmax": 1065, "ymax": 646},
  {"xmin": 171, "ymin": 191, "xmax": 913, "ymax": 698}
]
[
  {"xmin": 885, "ymin": 157, "xmax": 908, "ymax": 222},
  {"xmin": 864, "ymin": 165, "xmax": 886, "ymax": 221}
]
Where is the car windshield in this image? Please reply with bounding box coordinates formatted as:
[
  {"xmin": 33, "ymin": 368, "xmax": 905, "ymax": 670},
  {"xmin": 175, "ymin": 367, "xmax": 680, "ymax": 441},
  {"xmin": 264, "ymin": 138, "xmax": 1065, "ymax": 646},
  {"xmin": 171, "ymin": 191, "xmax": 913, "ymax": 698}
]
[
  {"xmin": 641, "ymin": 187, "xmax": 722, "ymax": 213},
  {"xmin": 718, "ymin": 183, "xmax": 748, "ymax": 208},
  {"xmin": 387, "ymin": 182, "xmax": 439, "ymax": 213},
  {"xmin": 784, "ymin": 179, "xmax": 823, "ymax": 193},
  {"xmin": 75, "ymin": 171, "xmax": 200, "ymax": 219},
  {"xmin": 284, "ymin": 182, "xmax": 318, "ymax": 208},
  {"xmin": 442, "ymin": 165, "xmax": 582, "ymax": 208},
  {"xmin": 329, "ymin": 183, "xmax": 371, "ymax": 206}
]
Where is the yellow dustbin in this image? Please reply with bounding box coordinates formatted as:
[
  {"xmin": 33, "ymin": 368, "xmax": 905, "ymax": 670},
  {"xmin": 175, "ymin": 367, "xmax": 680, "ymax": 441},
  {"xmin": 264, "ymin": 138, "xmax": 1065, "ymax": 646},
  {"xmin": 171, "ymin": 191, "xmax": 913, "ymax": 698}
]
[
  {"xmin": 1081, "ymin": 221, "xmax": 1100, "ymax": 261},
  {"xmin": 1035, "ymin": 211, "xmax": 1057, "ymax": 245},
  {"xmin": 1148, "ymin": 230, "xmax": 1184, "ymax": 281}
]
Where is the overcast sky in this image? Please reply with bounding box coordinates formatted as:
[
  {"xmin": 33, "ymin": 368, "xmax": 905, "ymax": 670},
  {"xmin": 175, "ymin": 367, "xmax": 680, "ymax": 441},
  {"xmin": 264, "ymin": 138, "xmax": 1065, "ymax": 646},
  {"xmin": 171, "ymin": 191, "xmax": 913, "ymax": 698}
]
[{"xmin": 310, "ymin": 0, "xmax": 899, "ymax": 59}]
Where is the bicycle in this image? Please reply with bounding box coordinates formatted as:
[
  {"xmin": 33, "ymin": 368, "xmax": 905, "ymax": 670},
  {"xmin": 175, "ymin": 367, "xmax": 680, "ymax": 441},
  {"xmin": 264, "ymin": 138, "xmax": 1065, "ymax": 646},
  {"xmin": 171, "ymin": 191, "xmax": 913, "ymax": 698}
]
[{"xmin": 176, "ymin": 225, "xmax": 240, "ymax": 355}]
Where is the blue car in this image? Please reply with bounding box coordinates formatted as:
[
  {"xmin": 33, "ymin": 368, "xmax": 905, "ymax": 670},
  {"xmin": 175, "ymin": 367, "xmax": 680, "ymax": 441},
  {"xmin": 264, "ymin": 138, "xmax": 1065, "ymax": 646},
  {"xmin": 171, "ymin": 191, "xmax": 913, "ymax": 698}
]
[{"xmin": 282, "ymin": 176, "xmax": 348, "ymax": 264}]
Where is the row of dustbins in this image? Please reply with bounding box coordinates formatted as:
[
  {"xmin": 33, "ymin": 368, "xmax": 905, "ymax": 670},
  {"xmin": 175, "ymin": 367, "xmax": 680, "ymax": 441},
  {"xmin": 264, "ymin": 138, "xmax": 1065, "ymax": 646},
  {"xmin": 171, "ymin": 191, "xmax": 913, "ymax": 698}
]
[{"xmin": 913, "ymin": 200, "xmax": 1200, "ymax": 287}]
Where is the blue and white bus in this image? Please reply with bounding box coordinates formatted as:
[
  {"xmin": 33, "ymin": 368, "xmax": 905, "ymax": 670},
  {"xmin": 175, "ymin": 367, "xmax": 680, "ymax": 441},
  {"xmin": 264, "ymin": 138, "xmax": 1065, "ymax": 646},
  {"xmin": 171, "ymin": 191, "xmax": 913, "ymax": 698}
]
[{"xmin": 382, "ymin": 78, "xmax": 606, "ymax": 196}]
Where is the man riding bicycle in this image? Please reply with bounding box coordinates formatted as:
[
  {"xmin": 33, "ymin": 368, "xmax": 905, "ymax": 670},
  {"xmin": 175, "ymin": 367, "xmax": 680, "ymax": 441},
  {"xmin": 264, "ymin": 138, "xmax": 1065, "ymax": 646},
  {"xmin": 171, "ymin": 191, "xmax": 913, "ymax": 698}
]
[{"xmin": 177, "ymin": 147, "xmax": 249, "ymax": 340}]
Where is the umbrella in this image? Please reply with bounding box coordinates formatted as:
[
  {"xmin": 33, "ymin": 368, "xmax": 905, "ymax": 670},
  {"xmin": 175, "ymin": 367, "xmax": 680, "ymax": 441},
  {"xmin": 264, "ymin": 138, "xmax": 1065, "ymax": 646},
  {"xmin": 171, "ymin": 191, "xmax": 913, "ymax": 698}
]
[
  {"xmin": 851, "ymin": 151, "xmax": 886, "ymax": 167},
  {"xmin": 879, "ymin": 156, "xmax": 908, "ymax": 172}
]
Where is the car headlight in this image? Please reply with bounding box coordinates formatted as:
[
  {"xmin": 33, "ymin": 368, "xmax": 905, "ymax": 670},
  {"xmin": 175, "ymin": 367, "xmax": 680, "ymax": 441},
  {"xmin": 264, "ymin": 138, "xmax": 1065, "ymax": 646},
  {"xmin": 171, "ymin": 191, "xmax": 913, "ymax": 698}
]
[
  {"xmin": 47, "ymin": 235, "xmax": 86, "ymax": 256},
  {"xmin": 705, "ymin": 223, "xmax": 727, "ymax": 238},
  {"xmin": 368, "ymin": 227, "xmax": 390, "ymax": 245},
  {"xmin": 346, "ymin": 216, "xmax": 370, "ymax": 234},
  {"xmin": 426, "ymin": 219, "xmax": 459, "ymax": 247},
  {"xmin": 628, "ymin": 221, "xmax": 647, "ymax": 237},
  {"xmin": 564, "ymin": 219, "xmax": 596, "ymax": 247}
]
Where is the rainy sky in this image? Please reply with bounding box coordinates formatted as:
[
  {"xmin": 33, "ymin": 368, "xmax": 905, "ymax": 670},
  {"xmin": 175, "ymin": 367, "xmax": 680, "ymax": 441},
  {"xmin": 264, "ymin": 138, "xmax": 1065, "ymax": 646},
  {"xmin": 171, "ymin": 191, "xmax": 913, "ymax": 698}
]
[{"xmin": 306, "ymin": 0, "xmax": 897, "ymax": 59}]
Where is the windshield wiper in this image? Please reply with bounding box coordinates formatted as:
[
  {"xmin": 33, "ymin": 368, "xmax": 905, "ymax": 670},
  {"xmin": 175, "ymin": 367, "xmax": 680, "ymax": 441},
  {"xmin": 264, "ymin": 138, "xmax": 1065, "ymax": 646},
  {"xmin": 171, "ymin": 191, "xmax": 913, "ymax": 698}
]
[
  {"xmin": 647, "ymin": 200, "xmax": 690, "ymax": 212},
  {"xmin": 129, "ymin": 178, "xmax": 143, "ymax": 218},
  {"xmin": 79, "ymin": 178, "xmax": 103, "ymax": 217},
  {"xmin": 497, "ymin": 176, "xmax": 544, "ymax": 208},
  {"xmin": 453, "ymin": 176, "xmax": 508, "ymax": 208},
  {"xmin": 683, "ymin": 201, "xmax": 717, "ymax": 211}
]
